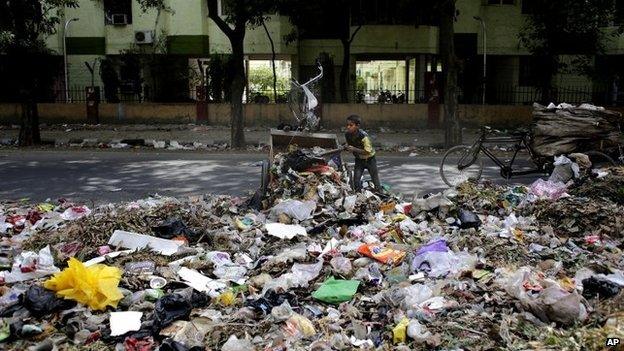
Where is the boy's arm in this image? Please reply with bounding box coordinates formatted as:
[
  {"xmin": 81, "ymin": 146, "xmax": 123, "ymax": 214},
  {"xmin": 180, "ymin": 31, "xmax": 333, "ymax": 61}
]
[{"xmin": 344, "ymin": 137, "xmax": 374, "ymax": 157}]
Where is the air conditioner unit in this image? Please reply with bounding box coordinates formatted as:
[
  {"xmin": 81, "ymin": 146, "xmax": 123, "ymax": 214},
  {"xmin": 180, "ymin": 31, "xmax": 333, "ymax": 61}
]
[
  {"xmin": 111, "ymin": 14, "xmax": 129, "ymax": 25},
  {"xmin": 134, "ymin": 30, "xmax": 155, "ymax": 44}
]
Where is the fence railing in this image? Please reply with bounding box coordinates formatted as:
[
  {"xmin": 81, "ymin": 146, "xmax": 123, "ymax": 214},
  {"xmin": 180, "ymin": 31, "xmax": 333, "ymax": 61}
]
[{"xmin": 1, "ymin": 85, "xmax": 622, "ymax": 106}]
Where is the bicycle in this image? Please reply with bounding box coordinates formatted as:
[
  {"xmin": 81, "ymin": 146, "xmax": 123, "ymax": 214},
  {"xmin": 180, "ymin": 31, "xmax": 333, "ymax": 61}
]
[{"xmin": 439, "ymin": 126, "xmax": 619, "ymax": 187}]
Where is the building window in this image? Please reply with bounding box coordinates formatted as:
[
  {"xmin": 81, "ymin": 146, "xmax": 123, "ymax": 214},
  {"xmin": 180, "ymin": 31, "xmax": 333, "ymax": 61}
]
[
  {"xmin": 519, "ymin": 56, "xmax": 539, "ymax": 87},
  {"xmin": 356, "ymin": 60, "xmax": 407, "ymax": 103},
  {"xmin": 104, "ymin": 0, "xmax": 132, "ymax": 25},
  {"xmin": 487, "ymin": 0, "xmax": 515, "ymax": 5}
]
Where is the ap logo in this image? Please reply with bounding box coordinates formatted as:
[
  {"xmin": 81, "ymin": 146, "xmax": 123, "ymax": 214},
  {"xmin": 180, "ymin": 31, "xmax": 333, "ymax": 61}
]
[{"xmin": 606, "ymin": 338, "xmax": 620, "ymax": 347}]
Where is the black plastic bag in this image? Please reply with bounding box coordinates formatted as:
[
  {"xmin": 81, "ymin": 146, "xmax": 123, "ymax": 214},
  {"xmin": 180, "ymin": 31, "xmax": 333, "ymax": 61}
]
[
  {"xmin": 153, "ymin": 294, "xmax": 192, "ymax": 331},
  {"xmin": 458, "ymin": 209, "xmax": 481, "ymax": 229},
  {"xmin": 246, "ymin": 290, "xmax": 298, "ymax": 315},
  {"xmin": 281, "ymin": 150, "xmax": 326, "ymax": 173},
  {"xmin": 582, "ymin": 277, "xmax": 621, "ymax": 299},
  {"xmin": 22, "ymin": 286, "xmax": 76, "ymax": 317},
  {"xmin": 153, "ymin": 219, "xmax": 199, "ymax": 241}
]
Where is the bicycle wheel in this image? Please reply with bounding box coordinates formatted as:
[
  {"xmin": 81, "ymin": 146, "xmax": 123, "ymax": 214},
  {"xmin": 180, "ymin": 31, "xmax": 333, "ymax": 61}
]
[
  {"xmin": 440, "ymin": 145, "xmax": 484, "ymax": 187},
  {"xmin": 584, "ymin": 151, "xmax": 617, "ymax": 174}
]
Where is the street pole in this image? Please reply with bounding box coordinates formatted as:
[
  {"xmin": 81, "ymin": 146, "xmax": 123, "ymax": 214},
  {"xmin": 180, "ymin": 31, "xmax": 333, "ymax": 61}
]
[
  {"xmin": 474, "ymin": 16, "xmax": 486, "ymax": 105},
  {"xmin": 63, "ymin": 18, "xmax": 79, "ymax": 103}
]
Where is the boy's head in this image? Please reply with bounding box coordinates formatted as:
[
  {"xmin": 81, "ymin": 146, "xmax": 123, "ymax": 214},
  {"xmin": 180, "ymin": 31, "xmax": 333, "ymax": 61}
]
[{"xmin": 346, "ymin": 114, "xmax": 361, "ymax": 134}]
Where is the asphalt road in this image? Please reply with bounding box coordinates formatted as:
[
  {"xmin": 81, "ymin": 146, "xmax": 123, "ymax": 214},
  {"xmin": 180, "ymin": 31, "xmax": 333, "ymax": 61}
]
[{"xmin": 0, "ymin": 149, "xmax": 542, "ymax": 205}]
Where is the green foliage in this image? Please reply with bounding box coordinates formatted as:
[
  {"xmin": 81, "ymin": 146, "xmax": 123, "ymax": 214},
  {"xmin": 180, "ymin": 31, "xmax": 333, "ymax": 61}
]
[
  {"xmin": 218, "ymin": 0, "xmax": 277, "ymax": 28},
  {"xmin": 519, "ymin": 0, "xmax": 621, "ymax": 80},
  {"xmin": 136, "ymin": 0, "xmax": 171, "ymax": 13},
  {"xmin": 248, "ymin": 66, "xmax": 289, "ymax": 92},
  {"xmin": 0, "ymin": 0, "xmax": 78, "ymax": 52}
]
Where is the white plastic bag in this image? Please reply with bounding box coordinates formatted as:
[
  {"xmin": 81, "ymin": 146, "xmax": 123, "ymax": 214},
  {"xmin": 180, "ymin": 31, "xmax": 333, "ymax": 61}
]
[{"xmin": 270, "ymin": 200, "xmax": 316, "ymax": 221}]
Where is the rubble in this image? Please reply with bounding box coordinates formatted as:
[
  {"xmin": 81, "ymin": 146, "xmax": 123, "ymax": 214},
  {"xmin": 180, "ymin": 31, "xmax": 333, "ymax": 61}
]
[{"xmin": 0, "ymin": 146, "xmax": 623, "ymax": 350}]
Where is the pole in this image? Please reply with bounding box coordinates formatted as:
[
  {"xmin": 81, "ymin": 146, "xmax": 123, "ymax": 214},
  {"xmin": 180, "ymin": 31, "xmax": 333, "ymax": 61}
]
[
  {"xmin": 474, "ymin": 16, "xmax": 486, "ymax": 105},
  {"xmin": 482, "ymin": 20, "xmax": 487, "ymax": 105},
  {"xmin": 63, "ymin": 18, "xmax": 79, "ymax": 103}
]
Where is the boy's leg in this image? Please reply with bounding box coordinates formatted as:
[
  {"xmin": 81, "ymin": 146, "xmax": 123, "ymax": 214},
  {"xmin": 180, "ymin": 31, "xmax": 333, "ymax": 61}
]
[
  {"xmin": 366, "ymin": 157, "xmax": 382, "ymax": 191},
  {"xmin": 353, "ymin": 158, "xmax": 365, "ymax": 191}
]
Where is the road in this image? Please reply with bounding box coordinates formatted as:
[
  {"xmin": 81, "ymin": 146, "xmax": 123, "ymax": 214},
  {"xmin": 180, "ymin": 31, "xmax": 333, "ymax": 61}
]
[{"xmin": 0, "ymin": 149, "xmax": 542, "ymax": 205}]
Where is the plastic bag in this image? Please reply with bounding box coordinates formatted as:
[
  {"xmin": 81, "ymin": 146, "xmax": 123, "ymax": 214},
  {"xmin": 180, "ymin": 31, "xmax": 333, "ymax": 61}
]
[
  {"xmin": 392, "ymin": 317, "xmax": 409, "ymax": 344},
  {"xmin": 152, "ymin": 218, "xmax": 198, "ymax": 241},
  {"xmin": 401, "ymin": 284, "xmax": 434, "ymax": 309},
  {"xmin": 2, "ymin": 245, "xmax": 60, "ymax": 283},
  {"xmin": 270, "ymin": 200, "xmax": 316, "ymax": 221},
  {"xmin": 407, "ymin": 320, "xmax": 432, "ymax": 342},
  {"xmin": 60, "ymin": 206, "xmax": 91, "ymax": 220},
  {"xmin": 23, "ymin": 285, "xmax": 76, "ymax": 317},
  {"xmin": 528, "ymin": 285, "xmax": 587, "ymax": 326},
  {"xmin": 549, "ymin": 155, "xmax": 579, "ymax": 183},
  {"xmin": 330, "ymin": 256, "xmax": 352, "ymax": 275},
  {"xmin": 582, "ymin": 277, "xmax": 621, "ymax": 299},
  {"xmin": 312, "ymin": 277, "xmax": 360, "ymax": 304},
  {"xmin": 411, "ymin": 247, "xmax": 476, "ymax": 278},
  {"xmin": 263, "ymin": 260, "xmax": 323, "ymax": 293},
  {"xmin": 358, "ymin": 244, "xmax": 406, "ymax": 265},
  {"xmin": 530, "ymin": 179, "xmax": 568, "ymax": 200},
  {"xmin": 458, "ymin": 209, "xmax": 481, "ymax": 229},
  {"xmin": 271, "ymin": 301, "xmax": 294, "ymax": 321},
  {"xmin": 285, "ymin": 313, "xmax": 316, "ymax": 338},
  {"xmin": 43, "ymin": 257, "xmax": 123, "ymax": 311},
  {"xmin": 247, "ymin": 290, "xmax": 299, "ymax": 315},
  {"xmin": 154, "ymin": 294, "xmax": 192, "ymax": 330},
  {"xmin": 342, "ymin": 195, "xmax": 357, "ymax": 213},
  {"xmin": 415, "ymin": 239, "xmax": 448, "ymax": 256}
]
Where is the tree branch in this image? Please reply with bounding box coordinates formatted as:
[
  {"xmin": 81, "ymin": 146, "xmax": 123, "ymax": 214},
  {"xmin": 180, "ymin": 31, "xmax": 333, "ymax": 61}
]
[
  {"xmin": 207, "ymin": 0, "xmax": 234, "ymax": 39},
  {"xmin": 349, "ymin": 24, "xmax": 362, "ymax": 44}
]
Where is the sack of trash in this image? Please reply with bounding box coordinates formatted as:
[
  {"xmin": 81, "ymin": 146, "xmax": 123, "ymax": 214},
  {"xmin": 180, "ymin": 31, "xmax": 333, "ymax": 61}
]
[{"xmin": 530, "ymin": 103, "xmax": 623, "ymax": 157}]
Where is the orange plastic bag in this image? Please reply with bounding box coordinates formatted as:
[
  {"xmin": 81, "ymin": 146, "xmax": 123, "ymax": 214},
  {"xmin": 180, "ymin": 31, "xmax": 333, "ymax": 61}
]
[
  {"xmin": 379, "ymin": 201, "xmax": 396, "ymax": 214},
  {"xmin": 44, "ymin": 257, "xmax": 123, "ymax": 311},
  {"xmin": 358, "ymin": 243, "xmax": 406, "ymax": 265}
]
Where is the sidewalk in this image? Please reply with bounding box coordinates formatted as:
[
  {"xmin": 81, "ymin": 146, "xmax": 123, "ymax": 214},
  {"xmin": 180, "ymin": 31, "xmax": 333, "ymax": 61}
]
[{"xmin": 0, "ymin": 124, "xmax": 480, "ymax": 150}]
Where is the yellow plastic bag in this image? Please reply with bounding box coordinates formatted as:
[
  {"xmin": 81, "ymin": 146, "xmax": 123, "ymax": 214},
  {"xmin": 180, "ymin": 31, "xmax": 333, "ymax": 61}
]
[
  {"xmin": 392, "ymin": 317, "xmax": 410, "ymax": 344},
  {"xmin": 44, "ymin": 257, "xmax": 123, "ymax": 311},
  {"xmin": 285, "ymin": 313, "xmax": 316, "ymax": 338}
]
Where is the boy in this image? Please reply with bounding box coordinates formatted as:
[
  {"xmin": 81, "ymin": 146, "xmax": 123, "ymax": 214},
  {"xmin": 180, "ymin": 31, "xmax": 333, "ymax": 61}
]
[{"xmin": 343, "ymin": 114, "xmax": 382, "ymax": 192}]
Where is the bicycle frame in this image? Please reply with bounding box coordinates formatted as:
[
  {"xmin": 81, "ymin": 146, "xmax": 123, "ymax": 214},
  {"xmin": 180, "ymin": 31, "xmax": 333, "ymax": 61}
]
[{"xmin": 460, "ymin": 129, "xmax": 548, "ymax": 179}]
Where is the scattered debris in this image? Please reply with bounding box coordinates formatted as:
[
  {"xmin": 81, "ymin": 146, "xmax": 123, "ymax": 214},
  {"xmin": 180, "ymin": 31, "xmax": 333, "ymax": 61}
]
[{"xmin": 0, "ymin": 145, "xmax": 623, "ymax": 349}]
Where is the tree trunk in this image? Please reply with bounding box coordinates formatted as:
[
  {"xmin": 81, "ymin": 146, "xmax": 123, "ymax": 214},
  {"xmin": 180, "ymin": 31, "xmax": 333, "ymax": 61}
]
[
  {"xmin": 16, "ymin": 49, "xmax": 41, "ymax": 147},
  {"xmin": 439, "ymin": 0, "xmax": 462, "ymax": 148},
  {"xmin": 18, "ymin": 93, "xmax": 41, "ymax": 146},
  {"xmin": 230, "ymin": 35, "xmax": 246, "ymax": 148},
  {"xmin": 262, "ymin": 20, "xmax": 278, "ymax": 102},
  {"xmin": 340, "ymin": 38, "xmax": 351, "ymax": 103},
  {"xmin": 539, "ymin": 55, "xmax": 557, "ymax": 104}
]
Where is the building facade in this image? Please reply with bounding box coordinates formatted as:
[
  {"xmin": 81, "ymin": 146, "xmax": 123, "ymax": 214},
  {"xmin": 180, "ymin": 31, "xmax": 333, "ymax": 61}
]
[{"xmin": 37, "ymin": 0, "xmax": 624, "ymax": 104}]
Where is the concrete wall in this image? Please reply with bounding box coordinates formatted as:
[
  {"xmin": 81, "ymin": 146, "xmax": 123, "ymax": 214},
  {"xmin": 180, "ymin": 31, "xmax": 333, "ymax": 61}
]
[
  {"xmin": 0, "ymin": 102, "xmax": 554, "ymax": 128},
  {"xmin": 456, "ymin": 104, "xmax": 533, "ymax": 127}
]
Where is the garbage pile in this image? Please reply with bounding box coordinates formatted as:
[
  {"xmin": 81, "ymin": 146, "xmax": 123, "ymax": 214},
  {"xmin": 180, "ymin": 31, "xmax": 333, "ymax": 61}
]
[
  {"xmin": 1, "ymin": 149, "xmax": 624, "ymax": 350},
  {"xmin": 531, "ymin": 102, "xmax": 623, "ymax": 157}
]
